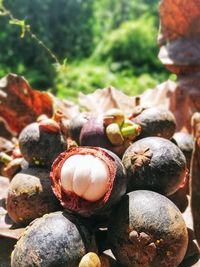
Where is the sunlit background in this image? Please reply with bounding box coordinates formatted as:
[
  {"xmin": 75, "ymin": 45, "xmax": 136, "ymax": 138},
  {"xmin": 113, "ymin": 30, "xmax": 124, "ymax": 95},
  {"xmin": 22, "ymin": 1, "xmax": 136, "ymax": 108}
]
[{"xmin": 0, "ymin": 0, "xmax": 173, "ymax": 101}]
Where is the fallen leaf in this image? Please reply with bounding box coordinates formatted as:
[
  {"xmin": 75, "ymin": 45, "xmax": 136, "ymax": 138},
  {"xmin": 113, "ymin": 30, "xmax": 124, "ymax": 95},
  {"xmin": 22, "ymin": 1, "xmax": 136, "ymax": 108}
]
[
  {"xmin": 158, "ymin": 0, "xmax": 200, "ymax": 75},
  {"xmin": 52, "ymin": 96, "xmax": 80, "ymax": 120},
  {"xmin": 159, "ymin": 0, "xmax": 200, "ymax": 45},
  {"xmin": 0, "ymin": 73, "xmax": 53, "ymax": 135},
  {"xmin": 79, "ymin": 86, "xmax": 135, "ymax": 116}
]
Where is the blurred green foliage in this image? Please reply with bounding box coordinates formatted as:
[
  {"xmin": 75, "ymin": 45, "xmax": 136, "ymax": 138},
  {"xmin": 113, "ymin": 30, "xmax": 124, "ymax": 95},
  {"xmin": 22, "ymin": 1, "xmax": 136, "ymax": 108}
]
[
  {"xmin": 93, "ymin": 16, "xmax": 160, "ymax": 73},
  {"xmin": 55, "ymin": 60, "xmax": 163, "ymax": 101},
  {"xmin": 0, "ymin": 0, "xmax": 171, "ymax": 100}
]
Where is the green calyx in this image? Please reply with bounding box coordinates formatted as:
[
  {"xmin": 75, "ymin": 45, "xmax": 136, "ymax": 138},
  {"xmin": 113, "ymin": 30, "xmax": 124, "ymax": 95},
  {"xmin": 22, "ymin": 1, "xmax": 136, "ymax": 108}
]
[
  {"xmin": 106, "ymin": 123, "xmax": 124, "ymax": 145},
  {"xmin": 103, "ymin": 108, "xmax": 125, "ymax": 127},
  {"xmin": 0, "ymin": 152, "xmax": 12, "ymax": 164},
  {"xmin": 104, "ymin": 111, "xmax": 141, "ymax": 145}
]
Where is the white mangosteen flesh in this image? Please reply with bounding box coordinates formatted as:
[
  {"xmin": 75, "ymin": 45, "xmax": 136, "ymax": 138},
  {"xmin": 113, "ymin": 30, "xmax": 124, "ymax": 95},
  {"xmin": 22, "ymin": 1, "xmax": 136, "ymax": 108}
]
[{"xmin": 60, "ymin": 154, "xmax": 110, "ymax": 202}]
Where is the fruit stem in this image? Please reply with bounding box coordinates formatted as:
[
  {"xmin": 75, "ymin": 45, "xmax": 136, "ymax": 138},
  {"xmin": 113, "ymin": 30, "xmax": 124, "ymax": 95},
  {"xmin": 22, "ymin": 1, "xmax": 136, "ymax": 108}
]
[{"xmin": 0, "ymin": 152, "xmax": 12, "ymax": 164}]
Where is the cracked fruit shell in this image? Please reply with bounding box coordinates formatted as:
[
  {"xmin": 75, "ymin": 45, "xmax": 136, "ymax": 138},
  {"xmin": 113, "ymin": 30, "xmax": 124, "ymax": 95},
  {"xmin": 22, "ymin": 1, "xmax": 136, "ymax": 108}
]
[{"xmin": 50, "ymin": 146, "xmax": 126, "ymax": 218}]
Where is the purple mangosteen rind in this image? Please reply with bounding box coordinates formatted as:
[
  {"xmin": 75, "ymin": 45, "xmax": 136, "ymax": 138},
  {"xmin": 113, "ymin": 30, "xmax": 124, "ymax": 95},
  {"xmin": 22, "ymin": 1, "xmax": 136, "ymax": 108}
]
[
  {"xmin": 68, "ymin": 113, "xmax": 90, "ymax": 144},
  {"xmin": 11, "ymin": 211, "xmax": 97, "ymax": 267},
  {"xmin": 122, "ymin": 137, "xmax": 187, "ymax": 196},
  {"xmin": 19, "ymin": 122, "xmax": 67, "ymax": 167},
  {"xmin": 171, "ymin": 132, "xmax": 194, "ymax": 169},
  {"xmin": 107, "ymin": 190, "xmax": 188, "ymax": 267},
  {"xmin": 6, "ymin": 167, "xmax": 61, "ymax": 225},
  {"xmin": 132, "ymin": 107, "xmax": 176, "ymax": 140},
  {"xmin": 50, "ymin": 146, "xmax": 127, "ymax": 217},
  {"xmin": 79, "ymin": 115, "xmax": 113, "ymax": 150},
  {"xmin": 79, "ymin": 114, "xmax": 135, "ymax": 158}
]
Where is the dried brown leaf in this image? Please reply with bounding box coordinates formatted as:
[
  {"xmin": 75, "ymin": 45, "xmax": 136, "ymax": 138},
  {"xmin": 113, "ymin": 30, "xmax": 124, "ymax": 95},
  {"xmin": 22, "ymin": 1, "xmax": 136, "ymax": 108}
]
[
  {"xmin": 79, "ymin": 86, "xmax": 135, "ymax": 116},
  {"xmin": 0, "ymin": 73, "xmax": 53, "ymax": 135},
  {"xmin": 52, "ymin": 96, "xmax": 79, "ymax": 119},
  {"xmin": 158, "ymin": 0, "xmax": 200, "ymax": 74},
  {"xmin": 159, "ymin": 0, "xmax": 200, "ymax": 44}
]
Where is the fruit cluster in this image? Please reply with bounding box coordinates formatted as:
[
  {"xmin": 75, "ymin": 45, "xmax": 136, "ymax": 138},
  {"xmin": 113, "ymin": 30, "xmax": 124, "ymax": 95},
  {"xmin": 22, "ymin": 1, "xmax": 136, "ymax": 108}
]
[{"xmin": 0, "ymin": 106, "xmax": 197, "ymax": 267}]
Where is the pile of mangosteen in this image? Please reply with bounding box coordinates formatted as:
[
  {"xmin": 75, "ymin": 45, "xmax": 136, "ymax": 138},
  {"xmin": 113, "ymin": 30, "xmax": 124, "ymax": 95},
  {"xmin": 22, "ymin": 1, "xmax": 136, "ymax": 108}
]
[{"xmin": 1, "ymin": 102, "xmax": 199, "ymax": 267}]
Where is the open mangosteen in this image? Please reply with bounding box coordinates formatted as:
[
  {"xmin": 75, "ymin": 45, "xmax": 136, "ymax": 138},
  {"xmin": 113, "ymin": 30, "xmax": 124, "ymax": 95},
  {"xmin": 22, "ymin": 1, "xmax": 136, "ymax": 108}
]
[
  {"xmin": 11, "ymin": 211, "xmax": 97, "ymax": 267},
  {"xmin": 50, "ymin": 146, "xmax": 126, "ymax": 221},
  {"xmin": 131, "ymin": 107, "xmax": 176, "ymax": 140},
  {"xmin": 19, "ymin": 118, "xmax": 67, "ymax": 167},
  {"xmin": 79, "ymin": 109, "xmax": 141, "ymax": 158},
  {"xmin": 107, "ymin": 190, "xmax": 188, "ymax": 267},
  {"xmin": 6, "ymin": 167, "xmax": 61, "ymax": 225},
  {"xmin": 122, "ymin": 136, "xmax": 187, "ymax": 196}
]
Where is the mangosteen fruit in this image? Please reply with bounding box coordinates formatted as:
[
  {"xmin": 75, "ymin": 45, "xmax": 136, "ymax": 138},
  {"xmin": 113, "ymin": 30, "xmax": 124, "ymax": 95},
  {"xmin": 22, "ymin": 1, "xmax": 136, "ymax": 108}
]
[
  {"xmin": 79, "ymin": 109, "xmax": 141, "ymax": 158},
  {"xmin": 108, "ymin": 190, "xmax": 188, "ymax": 267},
  {"xmin": 68, "ymin": 112, "xmax": 90, "ymax": 144},
  {"xmin": 50, "ymin": 146, "xmax": 126, "ymax": 219},
  {"xmin": 6, "ymin": 167, "xmax": 61, "ymax": 225},
  {"xmin": 172, "ymin": 132, "xmax": 194, "ymax": 169},
  {"xmin": 131, "ymin": 107, "xmax": 176, "ymax": 139},
  {"xmin": 78, "ymin": 252, "xmax": 101, "ymax": 267},
  {"xmin": 122, "ymin": 136, "xmax": 187, "ymax": 196},
  {"xmin": 78, "ymin": 252, "xmax": 118, "ymax": 267},
  {"xmin": 11, "ymin": 211, "xmax": 97, "ymax": 267},
  {"xmin": 19, "ymin": 119, "xmax": 67, "ymax": 167}
]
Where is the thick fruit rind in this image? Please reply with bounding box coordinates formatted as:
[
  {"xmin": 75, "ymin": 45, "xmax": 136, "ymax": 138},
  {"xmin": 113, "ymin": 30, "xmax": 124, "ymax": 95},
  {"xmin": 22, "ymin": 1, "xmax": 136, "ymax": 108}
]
[
  {"xmin": 50, "ymin": 147, "xmax": 126, "ymax": 217},
  {"xmin": 132, "ymin": 107, "xmax": 176, "ymax": 140},
  {"xmin": 6, "ymin": 167, "xmax": 61, "ymax": 225},
  {"xmin": 122, "ymin": 137, "xmax": 187, "ymax": 195},
  {"xmin": 19, "ymin": 122, "xmax": 67, "ymax": 167},
  {"xmin": 11, "ymin": 211, "xmax": 97, "ymax": 267},
  {"xmin": 108, "ymin": 190, "xmax": 188, "ymax": 267}
]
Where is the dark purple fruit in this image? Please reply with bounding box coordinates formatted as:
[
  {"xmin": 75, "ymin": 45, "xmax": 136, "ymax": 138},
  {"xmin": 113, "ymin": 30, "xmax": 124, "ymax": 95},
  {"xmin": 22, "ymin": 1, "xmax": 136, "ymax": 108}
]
[
  {"xmin": 80, "ymin": 111, "xmax": 141, "ymax": 158},
  {"xmin": 80, "ymin": 114, "xmax": 114, "ymax": 149},
  {"xmin": 172, "ymin": 132, "xmax": 194, "ymax": 169},
  {"xmin": 19, "ymin": 120, "xmax": 67, "ymax": 167},
  {"xmin": 122, "ymin": 137, "xmax": 187, "ymax": 195},
  {"xmin": 11, "ymin": 211, "xmax": 97, "ymax": 267},
  {"xmin": 132, "ymin": 107, "xmax": 176, "ymax": 139},
  {"xmin": 108, "ymin": 190, "xmax": 188, "ymax": 267},
  {"xmin": 50, "ymin": 146, "xmax": 126, "ymax": 219},
  {"xmin": 6, "ymin": 167, "xmax": 61, "ymax": 225},
  {"xmin": 68, "ymin": 113, "xmax": 90, "ymax": 144}
]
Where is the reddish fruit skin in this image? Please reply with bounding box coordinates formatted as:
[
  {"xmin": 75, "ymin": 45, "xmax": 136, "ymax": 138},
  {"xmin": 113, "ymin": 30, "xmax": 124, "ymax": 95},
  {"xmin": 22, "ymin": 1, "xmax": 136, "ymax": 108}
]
[
  {"xmin": 108, "ymin": 190, "xmax": 188, "ymax": 267},
  {"xmin": 19, "ymin": 122, "xmax": 67, "ymax": 167},
  {"xmin": 50, "ymin": 147, "xmax": 127, "ymax": 219},
  {"xmin": 11, "ymin": 211, "xmax": 97, "ymax": 267}
]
